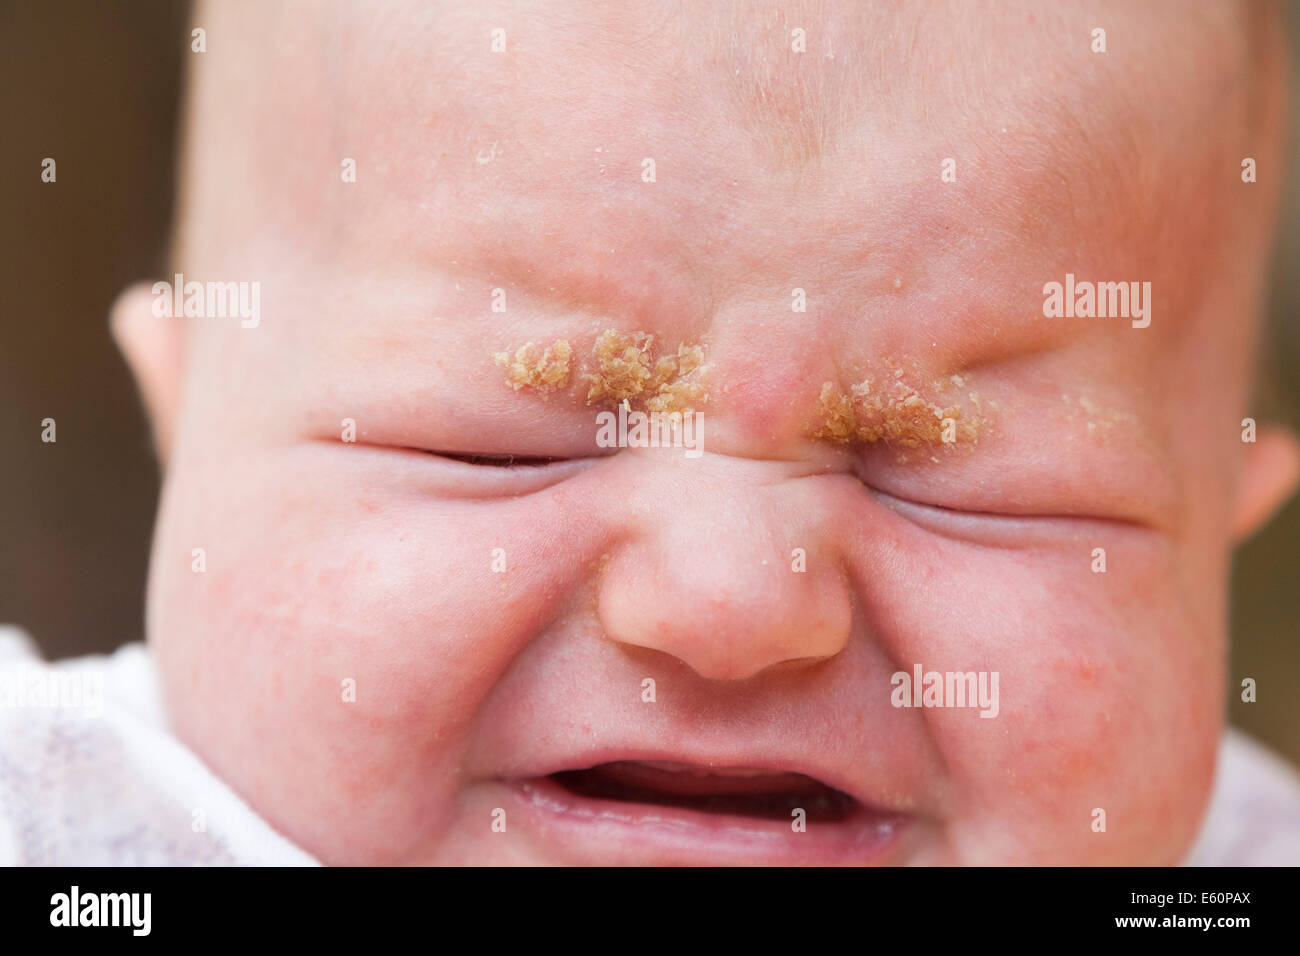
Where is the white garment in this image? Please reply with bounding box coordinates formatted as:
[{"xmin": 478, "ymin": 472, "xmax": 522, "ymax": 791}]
[
  {"xmin": 1, "ymin": 625, "xmax": 1297, "ymax": 865},
  {"xmin": 1183, "ymin": 725, "xmax": 1300, "ymax": 865},
  {"xmin": 0, "ymin": 626, "xmax": 316, "ymax": 866}
]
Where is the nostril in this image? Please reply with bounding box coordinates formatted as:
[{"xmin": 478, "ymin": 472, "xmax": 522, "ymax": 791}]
[{"xmin": 759, "ymin": 654, "xmax": 839, "ymax": 675}]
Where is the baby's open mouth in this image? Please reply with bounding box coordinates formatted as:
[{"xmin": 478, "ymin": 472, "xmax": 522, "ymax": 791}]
[
  {"xmin": 502, "ymin": 753, "xmax": 911, "ymax": 863},
  {"xmin": 546, "ymin": 760, "xmax": 858, "ymax": 822}
]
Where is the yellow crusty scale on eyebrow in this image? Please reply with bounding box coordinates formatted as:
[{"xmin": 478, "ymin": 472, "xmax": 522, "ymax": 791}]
[
  {"xmin": 645, "ymin": 343, "xmax": 709, "ymax": 415},
  {"xmin": 496, "ymin": 329, "xmax": 709, "ymax": 413},
  {"xmin": 585, "ymin": 330, "xmax": 655, "ymax": 404},
  {"xmin": 811, "ymin": 368, "xmax": 985, "ymax": 450},
  {"xmin": 586, "ymin": 330, "xmax": 709, "ymax": 413},
  {"xmin": 810, "ymin": 382, "xmax": 858, "ymax": 444},
  {"xmin": 494, "ymin": 340, "xmax": 573, "ymax": 394}
]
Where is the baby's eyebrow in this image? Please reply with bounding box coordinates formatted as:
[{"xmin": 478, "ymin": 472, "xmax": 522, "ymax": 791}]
[
  {"xmin": 495, "ymin": 330, "xmax": 710, "ymax": 416},
  {"xmin": 492, "ymin": 326, "xmax": 995, "ymax": 455},
  {"xmin": 810, "ymin": 369, "xmax": 987, "ymax": 451}
]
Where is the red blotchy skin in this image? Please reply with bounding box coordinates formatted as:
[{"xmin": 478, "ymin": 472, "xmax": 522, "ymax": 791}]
[{"xmin": 139, "ymin": 0, "xmax": 1285, "ymax": 864}]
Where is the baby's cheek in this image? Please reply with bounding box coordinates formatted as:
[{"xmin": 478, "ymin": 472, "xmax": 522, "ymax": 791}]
[
  {"xmin": 864, "ymin": 526, "xmax": 1220, "ymax": 864},
  {"xmin": 150, "ymin": 451, "xmax": 584, "ymax": 863},
  {"xmin": 947, "ymin": 555, "xmax": 1218, "ymax": 863}
]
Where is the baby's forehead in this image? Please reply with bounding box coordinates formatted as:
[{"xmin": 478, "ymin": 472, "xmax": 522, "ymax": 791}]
[
  {"xmin": 422, "ymin": 0, "xmax": 1259, "ymax": 166},
  {"xmin": 406, "ymin": 10, "xmax": 1240, "ymax": 313},
  {"xmin": 180, "ymin": 0, "xmax": 1277, "ymax": 380},
  {"xmin": 187, "ymin": 0, "xmax": 1262, "ymax": 259}
]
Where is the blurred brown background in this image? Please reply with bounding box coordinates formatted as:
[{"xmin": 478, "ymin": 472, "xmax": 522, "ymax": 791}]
[{"xmin": 1, "ymin": 1, "xmax": 1298, "ymax": 761}]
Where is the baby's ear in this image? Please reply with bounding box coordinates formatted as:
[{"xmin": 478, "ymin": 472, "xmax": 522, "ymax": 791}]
[
  {"xmin": 1232, "ymin": 426, "xmax": 1300, "ymax": 541},
  {"xmin": 111, "ymin": 280, "xmax": 185, "ymax": 465}
]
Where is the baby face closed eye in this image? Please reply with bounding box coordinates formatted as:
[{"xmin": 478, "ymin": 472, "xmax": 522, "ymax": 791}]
[{"xmin": 137, "ymin": 0, "xmax": 1283, "ymax": 865}]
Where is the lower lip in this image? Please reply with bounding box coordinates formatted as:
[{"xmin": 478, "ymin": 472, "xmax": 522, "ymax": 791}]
[{"xmin": 497, "ymin": 774, "xmax": 911, "ymax": 865}]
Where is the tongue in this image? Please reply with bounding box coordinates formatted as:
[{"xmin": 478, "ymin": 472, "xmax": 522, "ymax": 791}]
[{"xmin": 551, "ymin": 761, "xmax": 856, "ymax": 820}]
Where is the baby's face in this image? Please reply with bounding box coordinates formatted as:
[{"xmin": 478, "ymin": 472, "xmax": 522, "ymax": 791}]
[{"xmin": 133, "ymin": 0, "xmax": 1283, "ymax": 863}]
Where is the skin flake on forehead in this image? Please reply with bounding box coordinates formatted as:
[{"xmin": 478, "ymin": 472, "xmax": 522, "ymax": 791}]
[
  {"xmin": 495, "ymin": 329, "xmax": 709, "ymax": 414},
  {"xmin": 811, "ymin": 361, "xmax": 987, "ymax": 452},
  {"xmin": 494, "ymin": 340, "xmax": 573, "ymax": 394}
]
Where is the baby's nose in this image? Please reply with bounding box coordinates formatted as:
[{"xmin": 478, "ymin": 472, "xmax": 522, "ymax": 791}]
[{"xmin": 596, "ymin": 455, "xmax": 852, "ymax": 681}]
